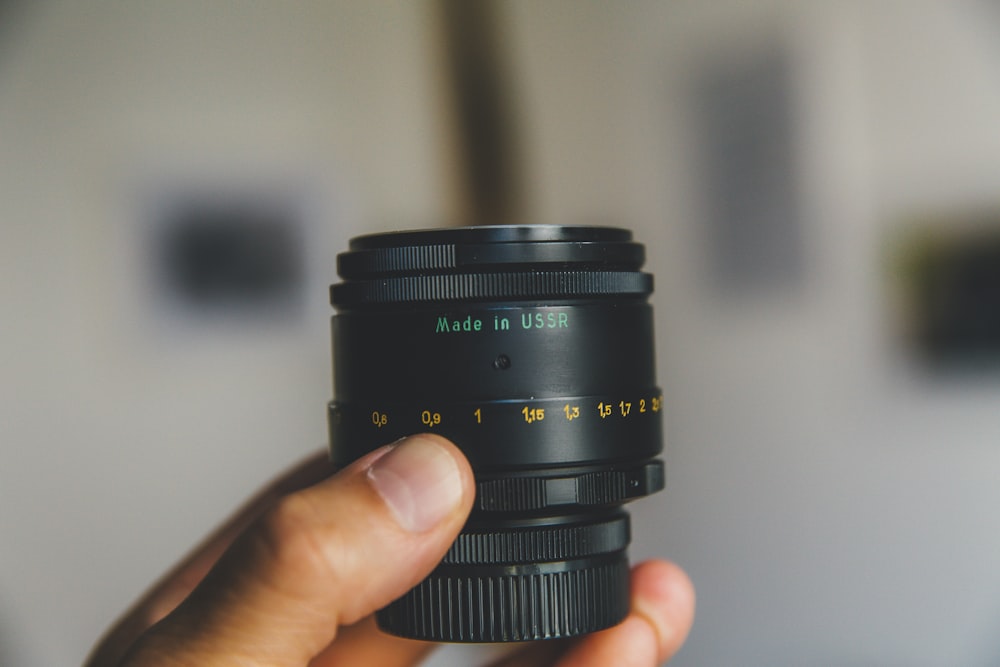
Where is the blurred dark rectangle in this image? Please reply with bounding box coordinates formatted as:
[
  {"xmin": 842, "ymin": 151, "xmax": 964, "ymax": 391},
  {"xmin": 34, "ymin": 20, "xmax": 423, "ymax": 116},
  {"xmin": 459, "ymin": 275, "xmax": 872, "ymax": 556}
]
[
  {"xmin": 151, "ymin": 192, "xmax": 305, "ymax": 320},
  {"xmin": 905, "ymin": 227, "xmax": 1000, "ymax": 366},
  {"xmin": 692, "ymin": 48, "xmax": 803, "ymax": 294}
]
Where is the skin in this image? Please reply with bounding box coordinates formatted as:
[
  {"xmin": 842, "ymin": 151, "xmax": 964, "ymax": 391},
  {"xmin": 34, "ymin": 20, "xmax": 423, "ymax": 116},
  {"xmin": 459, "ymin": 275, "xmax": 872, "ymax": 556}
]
[{"xmin": 85, "ymin": 435, "xmax": 695, "ymax": 667}]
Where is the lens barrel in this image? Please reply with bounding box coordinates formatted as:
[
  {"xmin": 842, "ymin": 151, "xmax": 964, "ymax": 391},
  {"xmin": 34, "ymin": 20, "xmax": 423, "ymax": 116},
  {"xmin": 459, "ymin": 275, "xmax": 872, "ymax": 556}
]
[{"xmin": 328, "ymin": 225, "xmax": 664, "ymax": 642}]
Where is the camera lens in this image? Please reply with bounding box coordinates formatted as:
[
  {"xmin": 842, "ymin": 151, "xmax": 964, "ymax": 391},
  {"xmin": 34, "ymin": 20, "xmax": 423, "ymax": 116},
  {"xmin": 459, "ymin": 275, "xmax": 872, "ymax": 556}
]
[{"xmin": 328, "ymin": 225, "xmax": 664, "ymax": 642}]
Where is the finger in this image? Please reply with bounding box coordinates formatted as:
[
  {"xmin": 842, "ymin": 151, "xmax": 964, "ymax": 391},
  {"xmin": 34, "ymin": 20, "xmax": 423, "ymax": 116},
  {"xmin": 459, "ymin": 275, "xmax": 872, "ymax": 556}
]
[
  {"xmin": 554, "ymin": 560, "xmax": 695, "ymax": 667},
  {"xmin": 121, "ymin": 434, "xmax": 475, "ymax": 667},
  {"xmin": 308, "ymin": 616, "xmax": 436, "ymax": 667},
  {"xmin": 85, "ymin": 451, "xmax": 334, "ymax": 667}
]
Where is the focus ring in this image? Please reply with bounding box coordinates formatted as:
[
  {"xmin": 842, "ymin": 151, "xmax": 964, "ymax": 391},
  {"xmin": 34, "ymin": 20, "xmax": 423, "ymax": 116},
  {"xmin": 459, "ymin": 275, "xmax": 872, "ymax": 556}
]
[
  {"xmin": 444, "ymin": 514, "xmax": 629, "ymax": 565},
  {"xmin": 377, "ymin": 556, "xmax": 630, "ymax": 642},
  {"xmin": 331, "ymin": 270, "xmax": 652, "ymax": 306},
  {"xmin": 476, "ymin": 461, "xmax": 664, "ymax": 512}
]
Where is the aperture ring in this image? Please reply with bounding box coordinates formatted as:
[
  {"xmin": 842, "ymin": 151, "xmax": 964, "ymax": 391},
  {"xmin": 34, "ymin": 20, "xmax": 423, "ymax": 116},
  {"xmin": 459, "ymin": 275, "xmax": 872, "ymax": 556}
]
[
  {"xmin": 475, "ymin": 460, "xmax": 664, "ymax": 512},
  {"xmin": 331, "ymin": 270, "xmax": 652, "ymax": 306},
  {"xmin": 444, "ymin": 514, "xmax": 629, "ymax": 565}
]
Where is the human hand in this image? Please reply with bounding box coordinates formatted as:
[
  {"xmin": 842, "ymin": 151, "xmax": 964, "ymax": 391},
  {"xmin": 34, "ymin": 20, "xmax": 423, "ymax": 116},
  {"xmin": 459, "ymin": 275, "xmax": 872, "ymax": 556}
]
[{"xmin": 86, "ymin": 434, "xmax": 695, "ymax": 666}]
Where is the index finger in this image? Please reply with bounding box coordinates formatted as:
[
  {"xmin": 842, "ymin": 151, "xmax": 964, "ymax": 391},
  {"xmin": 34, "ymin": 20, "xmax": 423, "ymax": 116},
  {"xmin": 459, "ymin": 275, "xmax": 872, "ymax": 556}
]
[{"xmin": 120, "ymin": 434, "xmax": 474, "ymax": 666}]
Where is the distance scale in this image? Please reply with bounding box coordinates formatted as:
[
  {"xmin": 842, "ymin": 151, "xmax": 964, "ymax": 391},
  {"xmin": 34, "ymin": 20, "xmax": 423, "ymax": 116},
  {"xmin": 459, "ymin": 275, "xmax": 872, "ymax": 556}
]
[
  {"xmin": 328, "ymin": 390, "xmax": 664, "ymax": 469},
  {"xmin": 356, "ymin": 394, "xmax": 663, "ymax": 431}
]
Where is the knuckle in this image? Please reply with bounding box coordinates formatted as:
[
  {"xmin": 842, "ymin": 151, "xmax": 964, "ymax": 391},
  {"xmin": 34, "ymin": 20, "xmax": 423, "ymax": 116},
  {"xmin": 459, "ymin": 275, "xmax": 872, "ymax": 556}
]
[{"xmin": 254, "ymin": 493, "xmax": 340, "ymax": 578}]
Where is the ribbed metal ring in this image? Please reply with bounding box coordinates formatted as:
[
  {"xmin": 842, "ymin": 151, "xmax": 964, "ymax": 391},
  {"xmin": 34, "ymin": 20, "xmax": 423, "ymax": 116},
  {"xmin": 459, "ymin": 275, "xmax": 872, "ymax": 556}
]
[
  {"xmin": 377, "ymin": 556, "xmax": 630, "ymax": 642},
  {"xmin": 475, "ymin": 460, "xmax": 664, "ymax": 512},
  {"xmin": 331, "ymin": 270, "xmax": 653, "ymax": 306}
]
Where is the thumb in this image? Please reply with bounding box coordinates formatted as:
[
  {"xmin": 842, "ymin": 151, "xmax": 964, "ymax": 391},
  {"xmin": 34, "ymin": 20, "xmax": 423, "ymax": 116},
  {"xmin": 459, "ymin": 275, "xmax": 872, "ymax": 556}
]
[{"xmin": 122, "ymin": 434, "xmax": 474, "ymax": 667}]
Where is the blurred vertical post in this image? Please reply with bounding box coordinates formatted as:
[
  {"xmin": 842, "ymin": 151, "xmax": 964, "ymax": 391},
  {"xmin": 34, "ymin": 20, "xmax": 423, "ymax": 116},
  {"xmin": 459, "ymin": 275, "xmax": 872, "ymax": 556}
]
[{"xmin": 438, "ymin": 0, "xmax": 523, "ymax": 227}]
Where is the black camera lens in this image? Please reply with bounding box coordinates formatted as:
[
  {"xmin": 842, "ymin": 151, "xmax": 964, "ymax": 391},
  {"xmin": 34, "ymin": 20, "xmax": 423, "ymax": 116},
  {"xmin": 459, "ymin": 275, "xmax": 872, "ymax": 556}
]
[{"xmin": 328, "ymin": 225, "xmax": 664, "ymax": 642}]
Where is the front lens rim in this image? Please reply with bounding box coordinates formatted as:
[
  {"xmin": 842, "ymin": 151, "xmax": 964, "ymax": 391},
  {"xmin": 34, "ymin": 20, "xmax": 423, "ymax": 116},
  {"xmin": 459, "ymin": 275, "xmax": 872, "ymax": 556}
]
[
  {"xmin": 333, "ymin": 225, "xmax": 648, "ymax": 303},
  {"xmin": 345, "ymin": 224, "xmax": 634, "ymax": 251}
]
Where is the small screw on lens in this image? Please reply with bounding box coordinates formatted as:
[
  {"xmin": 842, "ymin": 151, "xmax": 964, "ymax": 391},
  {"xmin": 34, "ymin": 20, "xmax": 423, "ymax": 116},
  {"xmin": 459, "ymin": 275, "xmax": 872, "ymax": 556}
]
[{"xmin": 492, "ymin": 354, "xmax": 511, "ymax": 370}]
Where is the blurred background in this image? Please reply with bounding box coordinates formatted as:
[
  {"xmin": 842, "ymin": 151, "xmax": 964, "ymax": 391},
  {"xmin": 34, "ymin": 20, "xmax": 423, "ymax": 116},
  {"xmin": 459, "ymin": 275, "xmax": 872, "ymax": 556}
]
[{"xmin": 3, "ymin": 1, "xmax": 1000, "ymax": 665}]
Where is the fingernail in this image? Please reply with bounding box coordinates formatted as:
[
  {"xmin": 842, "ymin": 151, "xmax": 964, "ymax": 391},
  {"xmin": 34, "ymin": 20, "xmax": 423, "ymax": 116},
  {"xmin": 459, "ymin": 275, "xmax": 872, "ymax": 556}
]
[{"xmin": 366, "ymin": 436, "xmax": 463, "ymax": 532}]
